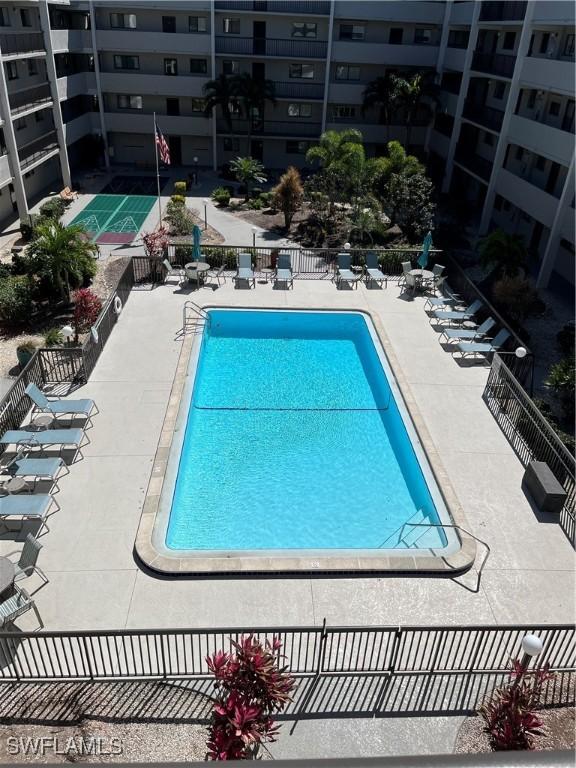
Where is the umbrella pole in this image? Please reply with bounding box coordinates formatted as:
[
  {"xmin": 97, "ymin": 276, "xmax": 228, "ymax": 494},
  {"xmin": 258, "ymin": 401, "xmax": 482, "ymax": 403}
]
[{"xmin": 154, "ymin": 112, "xmax": 162, "ymax": 225}]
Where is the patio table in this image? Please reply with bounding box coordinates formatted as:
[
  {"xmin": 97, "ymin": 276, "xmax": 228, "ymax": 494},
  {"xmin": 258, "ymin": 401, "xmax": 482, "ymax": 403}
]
[
  {"xmin": 409, "ymin": 268, "xmax": 434, "ymax": 290},
  {"xmin": 185, "ymin": 262, "xmax": 210, "ymax": 286},
  {"xmin": 0, "ymin": 557, "xmax": 15, "ymax": 598}
]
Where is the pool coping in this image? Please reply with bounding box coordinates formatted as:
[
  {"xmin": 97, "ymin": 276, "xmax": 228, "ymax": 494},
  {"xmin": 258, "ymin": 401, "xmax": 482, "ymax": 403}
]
[{"xmin": 134, "ymin": 306, "xmax": 477, "ymax": 576}]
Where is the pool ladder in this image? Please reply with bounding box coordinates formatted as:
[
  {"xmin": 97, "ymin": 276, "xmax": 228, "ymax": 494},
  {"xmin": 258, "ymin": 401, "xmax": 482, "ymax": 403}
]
[{"xmin": 183, "ymin": 300, "xmax": 211, "ymax": 334}]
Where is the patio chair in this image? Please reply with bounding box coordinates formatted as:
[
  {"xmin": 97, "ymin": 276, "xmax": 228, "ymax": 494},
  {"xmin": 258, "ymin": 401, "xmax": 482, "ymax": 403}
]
[
  {"xmin": 0, "ymin": 585, "xmax": 43, "ymax": 629},
  {"xmin": 273, "ymin": 253, "xmax": 294, "ymax": 289},
  {"xmin": 0, "ymin": 493, "xmax": 59, "ymax": 536},
  {"xmin": 423, "ymin": 264, "xmax": 445, "ymax": 293},
  {"xmin": 335, "ymin": 253, "xmax": 361, "ymax": 290},
  {"xmin": 25, "ymin": 383, "xmax": 98, "ymax": 428},
  {"xmin": 1, "ymin": 454, "xmax": 69, "ymax": 494},
  {"xmin": 5, "ymin": 533, "xmax": 48, "ymax": 588},
  {"xmin": 162, "ymin": 259, "xmax": 185, "ymax": 285},
  {"xmin": 206, "ymin": 264, "xmax": 226, "ymax": 288},
  {"xmin": 0, "ymin": 428, "xmax": 87, "ymax": 462},
  {"xmin": 234, "ymin": 253, "xmax": 255, "ymax": 288},
  {"xmin": 432, "ymin": 299, "xmax": 483, "ymax": 325},
  {"xmin": 440, "ymin": 317, "xmax": 496, "ymax": 344},
  {"xmin": 364, "ymin": 252, "xmax": 387, "ymax": 288},
  {"xmin": 423, "ymin": 281, "xmax": 461, "ymax": 311},
  {"xmin": 398, "ymin": 260, "xmax": 412, "ymax": 289},
  {"xmin": 454, "ymin": 329, "xmax": 511, "ymax": 360},
  {"xmin": 403, "ymin": 272, "xmax": 419, "ymax": 296}
]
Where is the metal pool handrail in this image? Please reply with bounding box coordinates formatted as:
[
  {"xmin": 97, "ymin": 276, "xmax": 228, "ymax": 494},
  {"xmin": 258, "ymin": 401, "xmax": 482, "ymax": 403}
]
[{"xmin": 183, "ymin": 300, "xmax": 211, "ymax": 331}]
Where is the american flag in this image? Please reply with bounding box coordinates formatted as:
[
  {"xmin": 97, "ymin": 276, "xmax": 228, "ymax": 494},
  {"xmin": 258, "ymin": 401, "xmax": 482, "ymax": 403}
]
[{"xmin": 155, "ymin": 121, "xmax": 170, "ymax": 165}]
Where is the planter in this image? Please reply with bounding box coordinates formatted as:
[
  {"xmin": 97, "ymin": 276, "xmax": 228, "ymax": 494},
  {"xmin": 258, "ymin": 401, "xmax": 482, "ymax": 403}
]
[{"xmin": 16, "ymin": 346, "xmax": 36, "ymax": 369}]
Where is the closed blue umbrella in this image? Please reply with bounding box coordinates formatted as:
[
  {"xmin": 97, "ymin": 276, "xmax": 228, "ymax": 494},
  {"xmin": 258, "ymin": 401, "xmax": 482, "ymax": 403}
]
[
  {"xmin": 192, "ymin": 224, "xmax": 201, "ymax": 261},
  {"xmin": 418, "ymin": 231, "xmax": 433, "ymax": 269}
]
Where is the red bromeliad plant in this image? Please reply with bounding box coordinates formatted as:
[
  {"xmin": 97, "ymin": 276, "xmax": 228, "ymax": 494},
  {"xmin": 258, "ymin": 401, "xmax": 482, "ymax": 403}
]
[
  {"xmin": 479, "ymin": 658, "xmax": 554, "ymax": 751},
  {"xmin": 206, "ymin": 635, "xmax": 296, "ymax": 760},
  {"xmin": 73, "ymin": 288, "xmax": 102, "ymax": 342},
  {"xmin": 142, "ymin": 226, "xmax": 169, "ymax": 260}
]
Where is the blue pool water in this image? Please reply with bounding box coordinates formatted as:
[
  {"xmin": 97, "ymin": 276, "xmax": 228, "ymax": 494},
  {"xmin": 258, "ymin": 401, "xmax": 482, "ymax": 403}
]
[{"xmin": 165, "ymin": 310, "xmax": 447, "ymax": 551}]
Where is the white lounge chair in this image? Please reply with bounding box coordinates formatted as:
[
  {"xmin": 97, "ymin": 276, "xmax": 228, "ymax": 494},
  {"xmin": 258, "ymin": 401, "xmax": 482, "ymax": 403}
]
[
  {"xmin": 273, "ymin": 253, "xmax": 293, "ymax": 289},
  {"xmin": 364, "ymin": 252, "xmax": 386, "ymax": 288},
  {"xmin": 454, "ymin": 329, "xmax": 511, "ymax": 359},
  {"xmin": 432, "ymin": 299, "xmax": 483, "ymax": 325},
  {"xmin": 335, "ymin": 253, "xmax": 361, "ymax": 289},
  {"xmin": 162, "ymin": 259, "xmax": 186, "ymax": 285},
  {"xmin": 234, "ymin": 253, "xmax": 255, "ymax": 288},
  {"xmin": 25, "ymin": 383, "xmax": 98, "ymax": 428},
  {"xmin": 440, "ymin": 317, "xmax": 496, "ymax": 344}
]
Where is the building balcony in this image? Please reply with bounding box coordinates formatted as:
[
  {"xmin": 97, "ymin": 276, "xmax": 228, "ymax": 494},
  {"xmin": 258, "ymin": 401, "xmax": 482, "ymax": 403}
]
[
  {"xmin": 532, "ymin": 0, "xmax": 576, "ymax": 23},
  {"xmin": 9, "ymin": 83, "xmax": 53, "ymax": 116},
  {"xmin": 215, "ymin": 1, "xmax": 330, "ymax": 14},
  {"xmin": 0, "ymin": 33, "xmax": 45, "ymax": 58},
  {"xmin": 18, "ymin": 131, "xmax": 59, "ymax": 171},
  {"xmin": 462, "ymin": 100, "xmax": 504, "ymax": 132},
  {"xmin": 449, "ymin": 2, "xmax": 474, "ymax": 25},
  {"xmin": 276, "ymin": 81, "xmax": 324, "ymax": 99},
  {"xmin": 479, "ymin": 1, "xmax": 527, "ymax": 21},
  {"xmin": 57, "ymin": 72, "xmax": 96, "ymax": 101},
  {"xmin": 96, "ymin": 30, "xmax": 211, "ymax": 56},
  {"xmin": 521, "ymin": 57, "xmax": 575, "ymax": 97},
  {"xmin": 496, "ymin": 168, "xmax": 558, "ymax": 225},
  {"xmin": 50, "ymin": 29, "xmax": 92, "ymax": 53},
  {"xmin": 335, "ymin": 1, "xmax": 444, "ymax": 22},
  {"xmin": 508, "ymin": 114, "xmax": 575, "ymax": 167},
  {"xmin": 105, "ymin": 112, "xmax": 212, "ymax": 137},
  {"xmin": 453, "ymin": 147, "xmax": 492, "ymax": 182},
  {"xmin": 325, "ymin": 122, "xmax": 427, "ymax": 145},
  {"xmin": 443, "ymin": 47, "xmax": 466, "ymax": 71},
  {"xmin": 215, "ymin": 36, "xmax": 328, "ymax": 58},
  {"xmin": 561, "ymin": 207, "xmax": 575, "ymax": 244},
  {"xmin": 430, "ymin": 129, "xmax": 450, "ymax": 157},
  {"xmin": 63, "ymin": 113, "xmax": 97, "ymax": 144},
  {"xmin": 331, "ymin": 41, "xmax": 438, "ymax": 67},
  {"xmin": 99, "ymin": 72, "xmax": 207, "ymax": 98},
  {"xmin": 471, "ymin": 51, "xmax": 516, "ymax": 78},
  {"xmin": 0, "ymin": 153, "xmax": 12, "ymax": 184},
  {"xmin": 217, "ymin": 117, "xmax": 321, "ymax": 137}
]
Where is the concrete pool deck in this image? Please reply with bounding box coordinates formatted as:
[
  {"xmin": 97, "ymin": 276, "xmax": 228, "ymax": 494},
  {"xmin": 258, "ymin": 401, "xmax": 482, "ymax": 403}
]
[{"xmin": 0, "ymin": 277, "xmax": 573, "ymax": 634}]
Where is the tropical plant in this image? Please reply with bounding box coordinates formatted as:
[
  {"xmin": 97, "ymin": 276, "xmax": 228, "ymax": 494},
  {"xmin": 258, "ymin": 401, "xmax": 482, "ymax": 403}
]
[
  {"xmin": 230, "ymin": 156, "xmax": 267, "ymax": 201},
  {"xmin": 164, "ymin": 199, "xmax": 195, "ymax": 236},
  {"xmin": 272, "ymin": 166, "xmax": 304, "ymax": 230},
  {"xmin": 142, "ymin": 227, "xmax": 169, "ymax": 259},
  {"xmin": 234, "ymin": 72, "xmax": 276, "ymax": 153},
  {"xmin": 203, "ymin": 73, "xmax": 240, "ymax": 134},
  {"xmin": 206, "ymin": 635, "xmax": 295, "ymax": 760},
  {"xmin": 545, "ymin": 357, "xmax": 575, "ymax": 422},
  {"xmin": 479, "ymin": 229, "xmax": 529, "ymax": 279},
  {"xmin": 556, "ymin": 322, "xmax": 574, "ymax": 358},
  {"xmin": 491, "ymin": 276, "xmax": 544, "ymax": 324},
  {"xmin": 306, "ymin": 128, "xmax": 364, "ymax": 171},
  {"xmin": 25, "ymin": 222, "xmax": 97, "ymax": 303},
  {"xmin": 348, "ymin": 199, "xmax": 381, "ymax": 245},
  {"xmin": 43, "ymin": 327, "xmax": 64, "ymax": 347},
  {"xmin": 211, "ymin": 186, "xmax": 231, "ymax": 207},
  {"xmin": 480, "ymin": 659, "xmax": 553, "ymax": 750},
  {"xmin": 393, "ymin": 71, "xmax": 441, "ymax": 147},
  {"xmin": 385, "ymin": 171, "xmax": 435, "ymax": 239},
  {"xmin": 0, "ymin": 276, "xmax": 33, "ymax": 325},
  {"xmin": 39, "ymin": 197, "xmax": 67, "ymax": 221},
  {"xmin": 73, "ymin": 288, "xmax": 102, "ymax": 342},
  {"xmin": 362, "ymin": 73, "xmax": 402, "ymax": 140},
  {"xmin": 173, "ymin": 180, "xmax": 187, "ymax": 196}
]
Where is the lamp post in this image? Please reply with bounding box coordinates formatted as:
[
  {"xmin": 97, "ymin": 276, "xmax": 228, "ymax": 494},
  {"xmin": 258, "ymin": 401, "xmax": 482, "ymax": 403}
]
[
  {"xmin": 344, "ymin": 242, "xmax": 351, "ymax": 250},
  {"xmin": 252, "ymin": 226, "xmax": 257, "ymax": 249},
  {"xmin": 512, "ymin": 634, "xmax": 544, "ymax": 688},
  {"xmin": 497, "ymin": 346, "xmax": 534, "ymax": 397},
  {"xmin": 193, "ymin": 156, "xmax": 199, "ymax": 187},
  {"xmin": 61, "ymin": 324, "xmax": 73, "ymax": 346},
  {"xmin": 202, "ymin": 198, "xmax": 209, "ymax": 230}
]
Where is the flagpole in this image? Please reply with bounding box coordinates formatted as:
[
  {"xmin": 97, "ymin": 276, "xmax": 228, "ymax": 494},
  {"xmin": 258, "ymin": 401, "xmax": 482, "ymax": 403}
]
[{"xmin": 154, "ymin": 112, "xmax": 162, "ymax": 226}]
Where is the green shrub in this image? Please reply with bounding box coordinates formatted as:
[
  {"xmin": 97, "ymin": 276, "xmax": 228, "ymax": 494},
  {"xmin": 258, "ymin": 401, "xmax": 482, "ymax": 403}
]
[
  {"xmin": 43, "ymin": 327, "xmax": 64, "ymax": 347},
  {"xmin": 378, "ymin": 250, "xmax": 405, "ymax": 275},
  {"xmin": 248, "ymin": 197, "xmax": 264, "ymax": 210},
  {"xmin": 20, "ymin": 215, "xmax": 39, "ymax": 242},
  {"xmin": 174, "ymin": 181, "xmax": 187, "ymax": 196},
  {"xmin": 211, "ymin": 187, "xmax": 231, "ymax": 207},
  {"xmin": 545, "ymin": 357, "xmax": 575, "ymax": 422},
  {"xmin": 170, "ymin": 194, "xmax": 186, "ymax": 206},
  {"xmin": 556, "ymin": 322, "xmax": 575, "ymax": 358},
  {"xmin": 39, "ymin": 197, "xmax": 67, "ymax": 221},
  {"xmin": 259, "ymin": 191, "xmax": 273, "ymax": 207},
  {"xmin": 205, "ymin": 247, "xmax": 237, "ymax": 269},
  {"xmin": 0, "ymin": 276, "xmax": 33, "ymax": 326},
  {"xmin": 164, "ymin": 199, "xmax": 195, "ymax": 236}
]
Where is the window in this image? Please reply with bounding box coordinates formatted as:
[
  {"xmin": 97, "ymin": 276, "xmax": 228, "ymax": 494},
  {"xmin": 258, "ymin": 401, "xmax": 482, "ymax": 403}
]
[
  {"xmin": 563, "ymin": 34, "xmax": 575, "ymax": 56},
  {"xmin": 190, "ymin": 58, "xmax": 207, "ymax": 74},
  {"xmin": 539, "ymin": 32, "xmax": 550, "ymax": 54},
  {"xmin": 166, "ymin": 97, "xmax": 179, "ymax": 115},
  {"xmin": 6, "ymin": 62, "xmax": 18, "ymax": 80},
  {"xmin": 223, "ymin": 60, "xmax": 239, "ymax": 75},
  {"xmin": 515, "ymin": 146, "xmax": 524, "ymax": 161},
  {"xmin": 335, "ymin": 65, "xmax": 360, "ymax": 81},
  {"xmin": 222, "ymin": 17, "xmax": 240, "ymax": 34},
  {"xmin": 110, "ymin": 13, "xmax": 136, "ymax": 29},
  {"xmin": 288, "ymin": 103, "xmax": 312, "ymax": 118},
  {"xmin": 448, "ymin": 29, "xmax": 469, "ymax": 48},
  {"xmin": 493, "ymin": 82, "xmax": 505, "ymax": 100},
  {"xmin": 189, "ymin": 16, "xmax": 207, "ymax": 33},
  {"xmin": 389, "ymin": 27, "xmax": 403, "ymax": 44},
  {"xmin": 162, "ymin": 16, "xmax": 176, "ymax": 33},
  {"xmin": 286, "ymin": 140, "xmax": 309, "ymax": 154},
  {"xmin": 339, "ymin": 24, "xmax": 365, "ymax": 41},
  {"xmin": 191, "ymin": 98, "xmax": 205, "ymax": 112},
  {"xmin": 164, "ymin": 58, "xmax": 178, "ymax": 76},
  {"xmin": 34, "ymin": 110, "xmax": 44, "ymax": 122},
  {"xmin": 228, "ymin": 100, "xmax": 241, "ymax": 115},
  {"xmin": 15, "ymin": 117, "xmax": 26, "ymax": 131},
  {"xmin": 535, "ymin": 155, "xmax": 546, "ymax": 171},
  {"xmin": 527, "ymin": 90, "xmax": 536, "ymax": 108},
  {"xmin": 0, "ymin": 8, "xmax": 10, "ymax": 26},
  {"xmin": 483, "ymin": 132, "xmax": 494, "ymax": 146},
  {"xmin": 224, "ymin": 137, "xmax": 240, "ymax": 152},
  {"xmin": 415, "ymin": 28, "xmax": 433, "ymax": 44},
  {"xmin": 332, "ymin": 105, "xmax": 356, "ymax": 120},
  {"xmin": 117, "ymin": 95, "xmax": 142, "ymax": 110},
  {"xmin": 27, "ymin": 59, "xmax": 38, "ymax": 76},
  {"xmin": 289, "ymin": 63, "xmax": 314, "ymax": 79},
  {"xmin": 292, "ymin": 22, "xmax": 317, "ymax": 38},
  {"xmin": 549, "ymin": 101, "xmax": 560, "ymax": 116},
  {"xmin": 20, "ymin": 9, "xmax": 31, "ymax": 27},
  {"xmin": 114, "ymin": 55, "xmax": 139, "ymax": 70},
  {"xmin": 502, "ymin": 31, "xmax": 516, "ymax": 50}
]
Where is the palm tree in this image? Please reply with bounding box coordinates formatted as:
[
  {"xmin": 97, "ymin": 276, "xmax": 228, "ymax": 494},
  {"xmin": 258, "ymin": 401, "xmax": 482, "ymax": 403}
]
[
  {"xmin": 203, "ymin": 74, "xmax": 240, "ymax": 134},
  {"xmin": 479, "ymin": 229, "xmax": 529, "ymax": 279},
  {"xmin": 305, "ymin": 128, "xmax": 364, "ymax": 171},
  {"xmin": 234, "ymin": 72, "xmax": 276, "ymax": 154},
  {"xmin": 362, "ymin": 74, "xmax": 402, "ymax": 141},
  {"xmin": 230, "ymin": 156, "xmax": 267, "ymax": 201},
  {"xmin": 393, "ymin": 72, "xmax": 440, "ymax": 148},
  {"xmin": 27, "ymin": 222, "xmax": 98, "ymax": 303}
]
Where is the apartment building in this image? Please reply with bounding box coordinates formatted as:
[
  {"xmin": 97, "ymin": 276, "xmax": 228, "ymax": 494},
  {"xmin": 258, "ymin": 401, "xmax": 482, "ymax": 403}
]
[{"xmin": 0, "ymin": 0, "xmax": 573, "ymax": 298}]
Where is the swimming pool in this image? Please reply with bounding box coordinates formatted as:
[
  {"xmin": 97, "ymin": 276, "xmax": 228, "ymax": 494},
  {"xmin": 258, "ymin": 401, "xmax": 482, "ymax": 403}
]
[{"xmin": 154, "ymin": 309, "xmax": 459, "ymax": 559}]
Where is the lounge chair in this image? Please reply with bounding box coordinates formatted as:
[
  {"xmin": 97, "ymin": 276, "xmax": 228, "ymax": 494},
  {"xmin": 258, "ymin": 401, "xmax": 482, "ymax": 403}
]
[
  {"xmin": 0, "ymin": 493, "xmax": 59, "ymax": 536},
  {"xmin": 234, "ymin": 253, "xmax": 255, "ymax": 288},
  {"xmin": 432, "ymin": 299, "xmax": 483, "ymax": 325},
  {"xmin": 364, "ymin": 252, "xmax": 386, "ymax": 288},
  {"xmin": 0, "ymin": 585, "xmax": 43, "ymax": 629},
  {"xmin": 0, "ymin": 428, "xmax": 87, "ymax": 462},
  {"xmin": 5, "ymin": 533, "xmax": 48, "ymax": 588},
  {"xmin": 25, "ymin": 383, "xmax": 98, "ymax": 428},
  {"xmin": 424, "ymin": 282, "xmax": 461, "ymax": 311},
  {"xmin": 454, "ymin": 329, "xmax": 511, "ymax": 359},
  {"xmin": 335, "ymin": 253, "xmax": 361, "ymax": 289},
  {"xmin": 162, "ymin": 259, "xmax": 186, "ymax": 285},
  {"xmin": 273, "ymin": 253, "xmax": 293, "ymax": 289},
  {"xmin": 440, "ymin": 317, "xmax": 496, "ymax": 344},
  {"xmin": 1, "ymin": 453, "xmax": 69, "ymax": 493}
]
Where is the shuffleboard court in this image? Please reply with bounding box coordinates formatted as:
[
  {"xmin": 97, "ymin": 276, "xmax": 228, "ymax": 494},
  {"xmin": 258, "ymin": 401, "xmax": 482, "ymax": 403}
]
[{"xmin": 69, "ymin": 194, "xmax": 157, "ymax": 245}]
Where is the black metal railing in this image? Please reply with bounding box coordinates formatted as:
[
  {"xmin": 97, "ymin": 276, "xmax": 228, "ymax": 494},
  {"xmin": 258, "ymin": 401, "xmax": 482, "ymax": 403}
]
[
  {"xmin": 217, "ymin": 118, "xmax": 322, "ymax": 137},
  {"xmin": 462, "ymin": 100, "xmax": 504, "ymax": 132},
  {"xmin": 18, "ymin": 131, "xmax": 59, "ymax": 171},
  {"xmin": 9, "ymin": 83, "xmax": 52, "ymax": 115},
  {"xmin": 275, "ymin": 80, "xmax": 324, "ymax": 99},
  {"xmin": 0, "ymin": 621, "xmax": 573, "ymax": 683},
  {"xmin": 215, "ymin": 1, "xmax": 331, "ymax": 13},
  {"xmin": 471, "ymin": 51, "xmax": 516, "ymax": 78},
  {"xmin": 484, "ymin": 357, "xmax": 575, "ymax": 544},
  {"xmin": 215, "ymin": 36, "xmax": 328, "ymax": 58},
  {"xmin": 479, "ymin": 1, "xmax": 527, "ymax": 21},
  {"xmin": 453, "ymin": 147, "xmax": 493, "ymax": 182},
  {"xmin": 0, "ymin": 32, "xmax": 45, "ymax": 56}
]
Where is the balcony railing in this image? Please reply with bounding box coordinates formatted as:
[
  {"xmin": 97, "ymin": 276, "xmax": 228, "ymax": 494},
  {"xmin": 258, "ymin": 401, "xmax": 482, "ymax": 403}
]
[
  {"xmin": 215, "ymin": 1, "xmax": 330, "ymax": 13},
  {"xmin": 217, "ymin": 118, "xmax": 321, "ymax": 136},
  {"xmin": 275, "ymin": 81, "xmax": 324, "ymax": 99},
  {"xmin": 454, "ymin": 147, "xmax": 492, "ymax": 182},
  {"xmin": 0, "ymin": 32, "xmax": 45, "ymax": 57},
  {"xmin": 215, "ymin": 36, "xmax": 328, "ymax": 58},
  {"xmin": 503, "ymin": 163, "xmax": 563, "ymax": 199},
  {"xmin": 18, "ymin": 131, "xmax": 59, "ymax": 170},
  {"xmin": 462, "ymin": 100, "xmax": 504, "ymax": 132},
  {"xmin": 479, "ymin": 1, "xmax": 527, "ymax": 21},
  {"xmin": 9, "ymin": 83, "xmax": 52, "ymax": 115},
  {"xmin": 471, "ymin": 51, "xmax": 516, "ymax": 78}
]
